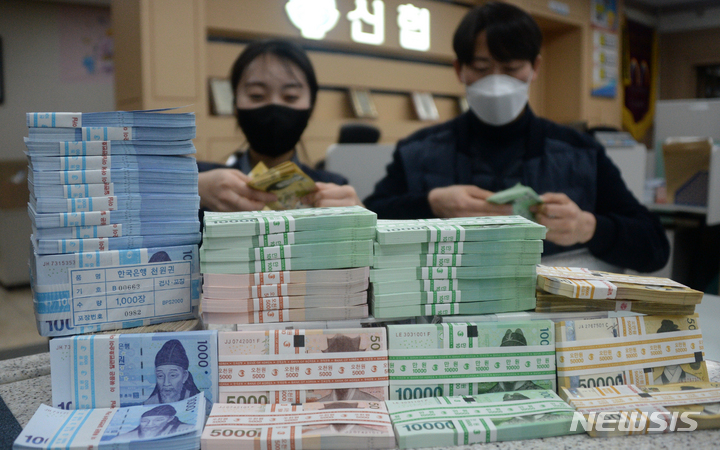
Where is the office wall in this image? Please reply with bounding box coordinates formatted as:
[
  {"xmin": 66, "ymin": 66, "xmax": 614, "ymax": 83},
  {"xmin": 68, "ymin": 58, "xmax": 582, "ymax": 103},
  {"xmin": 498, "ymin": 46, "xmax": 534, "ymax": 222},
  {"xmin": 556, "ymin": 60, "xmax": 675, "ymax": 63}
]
[
  {"xmin": 659, "ymin": 26, "xmax": 720, "ymax": 100},
  {"xmin": 0, "ymin": 0, "xmax": 115, "ymax": 161}
]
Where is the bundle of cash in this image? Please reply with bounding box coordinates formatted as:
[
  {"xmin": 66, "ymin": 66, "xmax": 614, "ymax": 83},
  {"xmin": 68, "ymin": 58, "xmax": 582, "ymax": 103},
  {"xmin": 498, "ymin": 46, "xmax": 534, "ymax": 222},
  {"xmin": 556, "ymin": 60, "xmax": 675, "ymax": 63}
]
[
  {"xmin": 247, "ymin": 160, "xmax": 316, "ymax": 210},
  {"xmin": 555, "ymin": 314, "xmax": 708, "ymax": 389},
  {"xmin": 25, "ymin": 110, "xmax": 202, "ymax": 335},
  {"xmin": 440, "ymin": 310, "xmax": 610, "ymax": 324},
  {"xmin": 201, "ymin": 207, "xmax": 375, "ymax": 325},
  {"xmin": 386, "ymin": 322, "xmax": 556, "ymax": 400},
  {"xmin": 561, "ymin": 382, "xmax": 720, "ymax": 437},
  {"xmin": 14, "ymin": 394, "xmax": 205, "ymax": 450},
  {"xmin": 486, "ymin": 182, "xmax": 543, "ymax": 221},
  {"xmin": 202, "ymin": 400, "xmax": 396, "ymax": 450},
  {"xmin": 234, "ymin": 316, "xmax": 413, "ymax": 332},
  {"xmin": 386, "ymin": 390, "xmax": 581, "ymax": 448},
  {"xmin": 217, "ymin": 328, "xmax": 389, "ymax": 404},
  {"xmin": 536, "ymin": 289, "xmax": 697, "ymax": 315},
  {"xmin": 30, "ymin": 244, "xmax": 201, "ymax": 337},
  {"xmin": 50, "ymin": 330, "xmax": 218, "ymax": 412},
  {"xmin": 536, "ymin": 265, "xmax": 703, "ymax": 305},
  {"xmin": 370, "ymin": 216, "xmax": 545, "ymax": 319}
]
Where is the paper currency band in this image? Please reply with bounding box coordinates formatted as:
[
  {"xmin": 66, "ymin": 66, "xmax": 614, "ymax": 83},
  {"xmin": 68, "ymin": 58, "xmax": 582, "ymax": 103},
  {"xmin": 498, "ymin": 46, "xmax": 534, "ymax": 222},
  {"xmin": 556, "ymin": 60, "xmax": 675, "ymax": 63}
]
[
  {"xmin": 566, "ymin": 386, "xmax": 720, "ymax": 412},
  {"xmin": 556, "ymin": 329, "xmax": 704, "ymax": 376},
  {"xmin": 390, "ymin": 400, "xmax": 574, "ymax": 423},
  {"xmin": 206, "ymin": 409, "xmax": 392, "ymax": 427},
  {"xmin": 63, "ymin": 141, "xmax": 110, "ymax": 156},
  {"xmin": 33, "ymin": 112, "xmax": 83, "ymax": 128},
  {"xmin": 536, "ymin": 265, "xmax": 687, "ymax": 288},
  {"xmin": 258, "ymin": 216, "xmax": 296, "ymax": 235}
]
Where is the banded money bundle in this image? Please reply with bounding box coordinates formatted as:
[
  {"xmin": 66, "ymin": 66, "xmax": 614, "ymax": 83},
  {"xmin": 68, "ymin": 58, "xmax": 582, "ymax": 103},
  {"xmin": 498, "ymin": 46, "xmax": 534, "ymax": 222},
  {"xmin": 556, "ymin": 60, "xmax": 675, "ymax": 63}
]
[
  {"xmin": 561, "ymin": 382, "xmax": 720, "ymax": 437},
  {"xmin": 370, "ymin": 216, "xmax": 545, "ymax": 319},
  {"xmin": 386, "ymin": 322, "xmax": 556, "ymax": 400},
  {"xmin": 201, "ymin": 206, "xmax": 375, "ymax": 324},
  {"xmin": 536, "ymin": 265, "xmax": 703, "ymax": 314},
  {"xmin": 217, "ymin": 328, "xmax": 389, "ymax": 404},
  {"xmin": 440, "ymin": 309, "xmax": 610, "ymax": 324},
  {"xmin": 555, "ymin": 314, "xmax": 709, "ymax": 390},
  {"xmin": 386, "ymin": 390, "xmax": 581, "ymax": 448},
  {"xmin": 202, "ymin": 401, "xmax": 396, "ymax": 450},
  {"xmin": 14, "ymin": 393, "xmax": 205, "ymax": 450},
  {"xmin": 25, "ymin": 111, "xmax": 203, "ymax": 336},
  {"xmin": 31, "ymin": 245, "xmax": 201, "ymax": 336},
  {"xmin": 50, "ymin": 330, "xmax": 218, "ymax": 413}
]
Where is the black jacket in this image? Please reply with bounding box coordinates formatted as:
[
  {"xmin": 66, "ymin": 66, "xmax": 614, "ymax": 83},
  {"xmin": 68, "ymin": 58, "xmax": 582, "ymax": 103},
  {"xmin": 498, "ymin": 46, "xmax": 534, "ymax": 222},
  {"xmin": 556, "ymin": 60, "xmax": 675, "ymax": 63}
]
[{"xmin": 364, "ymin": 110, "xmax": 670, "ymax": 273}]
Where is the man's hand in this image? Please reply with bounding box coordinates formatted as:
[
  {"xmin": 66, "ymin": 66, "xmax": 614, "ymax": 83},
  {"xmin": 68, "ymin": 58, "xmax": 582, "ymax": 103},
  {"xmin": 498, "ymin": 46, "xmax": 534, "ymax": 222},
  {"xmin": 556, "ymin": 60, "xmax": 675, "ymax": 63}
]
[
  {"xmin": 531, "ymin": 192, "xmax": 597, "ymax": 246},
  {"xmin": 302, "ymin": 182, "xmax": 364, "ymax": 207},
  {"xmin": 428, "ymin": 185, "xmax": 512, "ymax": 218},
  {"xmin": 198, "ymin": 168, "xmax": 277, "ymax": 212}
]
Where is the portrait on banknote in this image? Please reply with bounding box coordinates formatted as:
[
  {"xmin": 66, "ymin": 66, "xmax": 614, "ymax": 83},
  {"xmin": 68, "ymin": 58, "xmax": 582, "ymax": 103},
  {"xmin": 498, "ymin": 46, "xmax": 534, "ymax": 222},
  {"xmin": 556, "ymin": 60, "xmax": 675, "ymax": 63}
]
[
  {"xmin": 653, "ymin": 320, "xmax": 701, "ymax": 384},
  {"xmin": 301, "ymin": 401, "xmax": 389, "ymax": 435},
  {"xmin": 114, "ymin": 404, "xmax": 194, "ymax": 439},
  {"xmin": 144, "ymin": 339, "xmax": 201, "ymax": 404},
  {"xmin": 486, "ymin": 329, "xmax": 544, "ymax": 393},
  {"xmin": 316, "ymin": 335, "xmax": 384, "ymax": 402}
]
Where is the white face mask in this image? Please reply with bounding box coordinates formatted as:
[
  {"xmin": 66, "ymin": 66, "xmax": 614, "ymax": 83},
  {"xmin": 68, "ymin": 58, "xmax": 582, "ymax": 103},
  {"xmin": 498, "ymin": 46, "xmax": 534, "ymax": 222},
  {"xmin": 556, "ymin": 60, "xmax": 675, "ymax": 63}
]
[{"xmin": 465, "ymin": 72, "xmax": 532, "ymax": 126}]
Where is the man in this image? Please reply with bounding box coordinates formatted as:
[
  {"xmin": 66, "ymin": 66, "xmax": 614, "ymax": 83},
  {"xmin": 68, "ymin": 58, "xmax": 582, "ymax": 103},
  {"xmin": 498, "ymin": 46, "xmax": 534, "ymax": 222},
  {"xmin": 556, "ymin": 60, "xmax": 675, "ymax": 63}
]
[
  {"xmin": 364, "ymin": 1, "xmax": 669, "ymax": 273},
  {"xmin": 144, "ymin": 339, "xmax": 201, "ymax": 404},
  {"xmin": 115, "ymin": 404, "xmax": 195, "ymax": 440}
]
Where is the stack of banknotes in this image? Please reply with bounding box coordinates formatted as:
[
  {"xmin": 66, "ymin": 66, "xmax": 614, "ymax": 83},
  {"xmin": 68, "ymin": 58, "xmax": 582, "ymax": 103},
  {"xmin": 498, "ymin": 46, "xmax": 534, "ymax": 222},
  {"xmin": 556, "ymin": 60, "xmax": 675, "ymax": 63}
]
[
  {"xmin": 386, "ymin": 322, "xmax": 556, "ymax": 400},
  {"xmin": 202, "ymin": 400, "xmax": 396, "ymax": 449},
  {"xmin": 370, "ymin": 216, "xmax": 546, "ymax": 319},
  {"xmin": 561, "ymin": 382, "xmax": 720, "ymax": 437},
  {"xmin": 200, "ymin": 206, "xmax": 376, "ymax": 324},
  {"xmin": 386, "ymin": 390, "xmax": 582, "ymax": 448},
  {"xmin": 216, "ymin": 328, "xmax": 389, "ymax": 404},
  {"xmin": 49, "ymin": 330, "xmax": 218, "ymax": 413},
  {"xmin": 535, "ymin": 265, "xmax": 703, "ymax": 315},
  {"xmin": 14, "ymin": 394, "xmax": 205, "ymax": 449},
  {"xmin": 555, "ymin": 314, "xmax": 709, "ymax": 389},
  {"xmin": 25, "ymin": 111, "xmax": 203, "ymax": 336}
]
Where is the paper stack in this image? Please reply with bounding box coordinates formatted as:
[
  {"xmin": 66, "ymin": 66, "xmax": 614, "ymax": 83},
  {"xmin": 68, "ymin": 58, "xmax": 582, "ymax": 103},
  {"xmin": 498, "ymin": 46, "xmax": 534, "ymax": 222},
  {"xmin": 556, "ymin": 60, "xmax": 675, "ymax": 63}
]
[
  {"xmin": 216, "ymin": 328, "xmax": 389, "ymax": 404},
  {"xmin": 386, "ymin": 322, "xmax": 556, "ymax": 400},
  {"xmin": 555, "ymin": 314, "xmax": 709, "ymax": 390},
  {"xmin": 386, "ymin": 390, "xmax": 581, "ymax": 448},
  {"xmin": 49, "ymin": 330, "xmax": 218, "ymax": 413},
  {"xmin": 535, "ymin": 265, "xmax": 703, "ymax": 315},
  {"xmin": 14, "ymin": 394, "xmax": 204, "ymax": 450},
  {"xmin": 561, "ymin": 382, "xmax": 720, "ymax": 437},
  {"xmin": 25, "ymin": 111, "xmax": 203, "ymax": 336},
  {"xmin": 370, "ymin": 216, "xmax": 545, "ymax": 319},
  {"xmin": 202, "ymin": 400, "xmax": 396, "ymax": 450},
  {"xmin": 200, "ymin": 206, "xmax": 376, "ymax": 325}
]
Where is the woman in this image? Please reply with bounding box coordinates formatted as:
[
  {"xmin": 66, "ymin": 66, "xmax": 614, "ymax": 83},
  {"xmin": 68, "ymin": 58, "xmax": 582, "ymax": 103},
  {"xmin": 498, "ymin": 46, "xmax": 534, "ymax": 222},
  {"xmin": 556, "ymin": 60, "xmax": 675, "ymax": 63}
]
[{"xmin": 198, "ymin": 39, "xmax": 362, "ymax": 211}]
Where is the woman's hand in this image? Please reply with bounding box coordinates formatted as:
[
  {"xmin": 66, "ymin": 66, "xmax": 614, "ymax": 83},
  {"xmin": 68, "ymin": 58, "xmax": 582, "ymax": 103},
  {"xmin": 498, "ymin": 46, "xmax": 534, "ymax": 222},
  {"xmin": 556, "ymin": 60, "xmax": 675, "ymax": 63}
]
[
  {"xmin": 198, "ymin": 168, "xmax": 277, "ymax": 212},
  {"xmin": 302, "ymin": 182, "xmax": 364, "ymax": 207}
]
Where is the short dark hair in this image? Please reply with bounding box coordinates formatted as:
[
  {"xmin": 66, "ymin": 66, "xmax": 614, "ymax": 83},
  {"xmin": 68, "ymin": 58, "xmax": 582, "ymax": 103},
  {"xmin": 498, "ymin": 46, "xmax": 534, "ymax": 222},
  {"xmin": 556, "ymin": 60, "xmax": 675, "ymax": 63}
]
[
  {"xmin": 453, "ymin": 2, "xmax": 542, "ymax": 65},
  {"xmin": 229, "ymin": 39, "xmax": 319, "ymax": 110}
]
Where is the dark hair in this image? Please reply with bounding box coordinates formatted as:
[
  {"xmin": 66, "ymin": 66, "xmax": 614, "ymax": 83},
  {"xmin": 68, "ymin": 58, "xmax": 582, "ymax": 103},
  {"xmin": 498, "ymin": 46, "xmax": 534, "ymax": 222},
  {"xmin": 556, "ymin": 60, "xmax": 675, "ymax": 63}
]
[
  {"xmin": 229, "ymin": 39, "xmax": 318, "ymax": 110},
  {"xmin": 452, "ymin": 2, "xmax": 542, "ymax": 65}
]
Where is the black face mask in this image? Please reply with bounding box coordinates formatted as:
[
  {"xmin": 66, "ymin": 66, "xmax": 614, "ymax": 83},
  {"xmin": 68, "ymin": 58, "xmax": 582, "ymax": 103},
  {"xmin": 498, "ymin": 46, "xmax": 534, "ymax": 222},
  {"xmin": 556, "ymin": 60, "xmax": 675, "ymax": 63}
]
[{"xmin": 236, "ymin": 104, "xmax": 311, "ymax": 158}]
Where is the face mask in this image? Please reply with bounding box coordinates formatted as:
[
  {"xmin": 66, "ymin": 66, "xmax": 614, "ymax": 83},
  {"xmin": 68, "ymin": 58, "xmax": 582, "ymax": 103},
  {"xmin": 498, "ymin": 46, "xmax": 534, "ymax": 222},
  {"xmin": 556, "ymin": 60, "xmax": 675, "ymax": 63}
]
[
  {"xmin": 236, "ymin": 104, "xmax": 311, "ymax": 157},
  {"xmin": 465, "ymin": 72, "xmax": 532, "ymax": 126}
]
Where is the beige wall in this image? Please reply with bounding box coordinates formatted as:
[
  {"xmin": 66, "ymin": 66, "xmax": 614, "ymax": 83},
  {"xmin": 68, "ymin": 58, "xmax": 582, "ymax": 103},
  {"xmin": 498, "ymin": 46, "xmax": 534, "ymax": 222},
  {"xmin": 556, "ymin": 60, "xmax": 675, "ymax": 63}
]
[
  {"xmin": 113, "ymin": 0, "xmax": 623, "ymax": 165},
  {"xmin": 659, "ymin": 27, "xmax": 720, "ymax": 100}
]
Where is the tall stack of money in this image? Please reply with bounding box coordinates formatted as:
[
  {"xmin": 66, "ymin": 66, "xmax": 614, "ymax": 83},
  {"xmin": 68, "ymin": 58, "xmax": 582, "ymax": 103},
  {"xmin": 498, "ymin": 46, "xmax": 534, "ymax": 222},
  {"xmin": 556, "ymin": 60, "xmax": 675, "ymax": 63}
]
[
  {"xmin": 386, "ymin": 322, "xmax": 556, "ymax": 400},
  {"xmin": 49, "ymin": 330, "xmax": 218, "ymax": 413},
  {"xmin": 386, "ymin": 390, "xmax": 581, "ymax": 448},
  {"xmin": 14, "ymin": 393, "xmax": 205, "ymax": 450},
  {"xmin": 25, "ymin": 111, "xmax": 202, "ymax": 336},
  {"xmin": 200, "ymin": 206, "xmax": 376, "ymax": 325},
  {"xmin": 535, "ymin": 265, "xmax": 703, "ymax": 315},
  {"xmin": 555, "ymin": 314, "xmax": 709, "ymax": 390},
  {"xmin": 561, "ymin": 382, "xmax": 720, "ymax": 437},
  {"xmin": 216, "ymin": 328, "xmax": 389, "ymax": 404},
  {"xmin": 202, "ymin": 400, "xmax": 396, "ymax": 449},
  {"xmin": 371, "ymin": 216, "xmax": 545, "ymax": 319}
]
